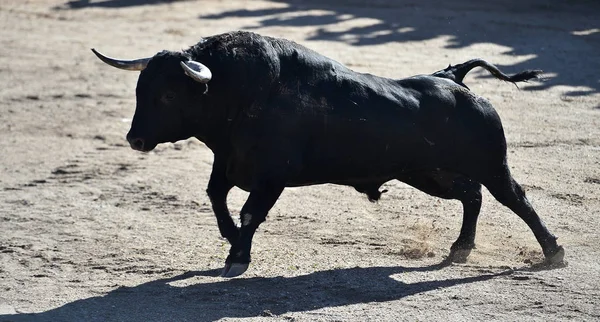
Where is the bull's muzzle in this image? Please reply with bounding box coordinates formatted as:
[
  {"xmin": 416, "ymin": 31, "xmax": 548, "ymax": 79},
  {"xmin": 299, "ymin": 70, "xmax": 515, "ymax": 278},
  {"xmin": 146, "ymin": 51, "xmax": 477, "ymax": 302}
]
[{"xmin": 127, "ymin": 135, "xmax": 146, "ymax": 152}]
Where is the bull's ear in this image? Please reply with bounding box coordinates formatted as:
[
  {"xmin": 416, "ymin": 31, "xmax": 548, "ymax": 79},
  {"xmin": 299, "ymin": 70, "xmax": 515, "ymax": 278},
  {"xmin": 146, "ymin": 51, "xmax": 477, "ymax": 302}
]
[{"xmin": 180, "ymin": 60, "xmax": 212, "ymax": 83}]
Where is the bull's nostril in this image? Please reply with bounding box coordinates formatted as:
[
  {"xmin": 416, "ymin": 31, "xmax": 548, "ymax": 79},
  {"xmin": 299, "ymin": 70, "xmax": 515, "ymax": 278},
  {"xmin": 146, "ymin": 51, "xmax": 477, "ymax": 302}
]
[{"xmin": 130, "ymin": 138, "xmax": 145, "ymax": 151}]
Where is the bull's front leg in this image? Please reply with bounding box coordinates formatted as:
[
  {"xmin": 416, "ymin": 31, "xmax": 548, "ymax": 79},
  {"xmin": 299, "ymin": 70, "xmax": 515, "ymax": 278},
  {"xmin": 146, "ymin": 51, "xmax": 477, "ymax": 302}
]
[
  {"xmin": 221, "ymin": 179, "xmax": 284, "ymax": 278},
  {"xmin": 206, "ymin": 155, "xmax": 238, "ymax": 245}
]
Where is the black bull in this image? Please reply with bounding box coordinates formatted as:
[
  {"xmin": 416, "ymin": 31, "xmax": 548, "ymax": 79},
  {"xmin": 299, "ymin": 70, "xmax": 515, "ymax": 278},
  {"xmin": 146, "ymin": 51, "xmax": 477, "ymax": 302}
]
[{"xmin": 93, "ymin": 31, "xmax": 564, "ymax": 277}]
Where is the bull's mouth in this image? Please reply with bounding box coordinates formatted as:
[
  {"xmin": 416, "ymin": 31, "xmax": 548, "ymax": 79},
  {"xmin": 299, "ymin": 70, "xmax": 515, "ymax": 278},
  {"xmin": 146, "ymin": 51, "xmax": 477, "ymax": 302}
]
[
  {"xmin": 133, "ymin": 145, "xmax": 156, "ymax": 153},
  {"xmin": 128, "ymin": 138, "xmax": 157, "ymax": 152}
]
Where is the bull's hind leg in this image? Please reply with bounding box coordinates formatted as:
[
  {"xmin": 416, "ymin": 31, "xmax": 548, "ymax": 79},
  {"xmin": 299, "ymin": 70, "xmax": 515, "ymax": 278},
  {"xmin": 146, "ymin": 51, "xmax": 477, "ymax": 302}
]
[
  {"xmin": 483, "ymin": 166, "xmax": 564, "ymax": 264},
  {"xmin": 399, "ymin": 171, "xmax": 482, "ymax": 263},
  {"xmin": 447, "ymin": 177, "xmax": 483, "ymax": 262}
]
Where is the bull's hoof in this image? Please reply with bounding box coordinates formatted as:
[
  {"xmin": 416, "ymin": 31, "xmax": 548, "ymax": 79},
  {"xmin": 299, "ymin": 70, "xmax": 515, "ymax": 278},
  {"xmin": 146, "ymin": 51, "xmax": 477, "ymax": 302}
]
[
  {"xmin": 448, "ymin": 248, "xmax": 472, "ymax": 263},
  {"xmin": 544, "ymin": 245, "xmax": 565, "ymax": 265},
  {"xmin": 221, "ymin": 262, "xmax": 249, "ymax": 278}
]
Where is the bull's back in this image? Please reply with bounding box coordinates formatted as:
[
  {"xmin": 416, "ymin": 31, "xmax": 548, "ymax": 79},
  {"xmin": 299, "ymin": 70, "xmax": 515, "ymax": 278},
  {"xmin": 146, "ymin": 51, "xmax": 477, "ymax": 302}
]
[{"xmin": 260, "ymin": 42, "xmax": 508, "ymax": 184}]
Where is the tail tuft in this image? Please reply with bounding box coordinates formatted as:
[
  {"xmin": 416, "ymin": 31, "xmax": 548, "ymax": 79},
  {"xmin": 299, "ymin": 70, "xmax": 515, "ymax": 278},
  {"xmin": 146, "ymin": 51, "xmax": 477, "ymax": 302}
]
[{"xmin": 507, "ymin": 69, "xmax": 542, "ymax": 83}]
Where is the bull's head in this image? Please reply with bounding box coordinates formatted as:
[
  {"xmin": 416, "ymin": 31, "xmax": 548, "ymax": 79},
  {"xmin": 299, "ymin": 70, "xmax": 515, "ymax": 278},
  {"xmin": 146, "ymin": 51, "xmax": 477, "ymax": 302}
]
[{"xmin": 92, "ymin": 49, "xmax": 212, "ymax": 152}]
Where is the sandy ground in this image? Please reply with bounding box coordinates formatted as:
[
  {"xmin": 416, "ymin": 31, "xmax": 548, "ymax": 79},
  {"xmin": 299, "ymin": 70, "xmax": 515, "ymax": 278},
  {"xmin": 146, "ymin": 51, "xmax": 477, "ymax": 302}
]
[{"xmin": 1, "ymin": 0, "xmax": 599, "ymax": 321}]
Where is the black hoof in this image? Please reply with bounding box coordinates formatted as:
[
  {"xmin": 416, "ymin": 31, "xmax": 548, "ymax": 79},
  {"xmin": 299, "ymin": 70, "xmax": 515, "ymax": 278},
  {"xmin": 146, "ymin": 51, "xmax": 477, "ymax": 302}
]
[
  {"xmin": 448, "ymin": 248, "xmax": 472, "ymax": 263},
  {"xmin": 221, "ymin": 262, "xmax": 250, "ymax": 278},
  {"xmin": 544, "ymin": 245, "xmax": 565, "ymax": 265}
]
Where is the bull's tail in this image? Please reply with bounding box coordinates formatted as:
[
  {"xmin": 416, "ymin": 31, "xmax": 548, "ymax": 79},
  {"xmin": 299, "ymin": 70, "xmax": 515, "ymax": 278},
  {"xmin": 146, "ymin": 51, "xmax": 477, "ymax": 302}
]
[{"xmin": 432, "ymin": 58, "xmax": 542, "ymax": 89}]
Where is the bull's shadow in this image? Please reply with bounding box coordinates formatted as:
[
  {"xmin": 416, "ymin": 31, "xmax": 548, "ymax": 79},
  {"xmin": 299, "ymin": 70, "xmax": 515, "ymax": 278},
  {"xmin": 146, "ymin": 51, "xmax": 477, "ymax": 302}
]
[
  {"xmin": 56, "ymin": 0, "xmax": 187, "ymax": 9},
  {"xmin": 0, "ymin": 264, "xmax": 510, "ymax": 322},
  {"xmin": 200, "ymin": 0, "xmax": 600, "ymax": 96}
]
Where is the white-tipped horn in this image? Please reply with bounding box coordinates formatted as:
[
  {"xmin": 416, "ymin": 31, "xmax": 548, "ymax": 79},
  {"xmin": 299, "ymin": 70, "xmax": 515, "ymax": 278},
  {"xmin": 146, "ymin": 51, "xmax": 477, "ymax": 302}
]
[
  {"xmin": 180, "ymin": 60, "xmax": 212, "ymax": 83},
  {"xmin": 91, "ymin": 48, "xmax": 150, "ymax": 71}
]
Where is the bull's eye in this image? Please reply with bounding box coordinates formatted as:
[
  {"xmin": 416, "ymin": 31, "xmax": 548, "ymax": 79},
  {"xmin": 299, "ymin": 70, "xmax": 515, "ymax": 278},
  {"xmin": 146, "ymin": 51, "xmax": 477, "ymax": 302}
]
[{"xmin": 161, "ymin": 91, "xmax": 176, "ymax": 104}]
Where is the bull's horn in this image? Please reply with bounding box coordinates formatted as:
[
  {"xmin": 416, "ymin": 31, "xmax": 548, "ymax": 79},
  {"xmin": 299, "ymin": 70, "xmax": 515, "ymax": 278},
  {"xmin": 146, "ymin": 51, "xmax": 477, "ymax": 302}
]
[
  {"xmin": 180, "ymin": 60, "xmax": 212, "ymax": 83},
  {"xmin": 91, "ymin": 48, "xmax": 150, "ymax": 71}
]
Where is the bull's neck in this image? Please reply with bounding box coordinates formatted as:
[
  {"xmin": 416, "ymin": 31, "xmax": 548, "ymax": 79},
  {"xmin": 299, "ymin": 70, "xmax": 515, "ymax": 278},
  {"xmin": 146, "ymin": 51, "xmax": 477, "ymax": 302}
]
[
  {"xmin": 186, "ymin": 50, "xmax": 274, "ymax": 153},
  {"xmin": 192, "ymin": 94, "xmax": 241, "ymax": 154}
]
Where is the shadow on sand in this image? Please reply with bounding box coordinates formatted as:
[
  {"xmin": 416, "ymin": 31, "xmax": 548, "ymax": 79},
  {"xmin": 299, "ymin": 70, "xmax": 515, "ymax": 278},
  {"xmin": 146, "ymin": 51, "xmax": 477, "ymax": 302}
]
[
  {"xmin": 199, "ymin": 0, "xmax": 600, "ymax": 96},
  {"xmin": 56, "ymin": 0, "xmax": 599, "ymax": 95},
  {"xmin": 56, "ymin": 0, "xmax": 187, "ymax": 9},
  {"xmin": 0, "ymin": 263, "xmax": 513, "ymax": 321}
]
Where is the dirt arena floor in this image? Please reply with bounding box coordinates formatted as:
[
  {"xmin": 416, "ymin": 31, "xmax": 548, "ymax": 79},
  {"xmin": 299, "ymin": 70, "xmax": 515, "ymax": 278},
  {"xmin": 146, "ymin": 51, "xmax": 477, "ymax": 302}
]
[{"xmin": 1, "ymin": 0, "xmax": 599, "ymax": 321}]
